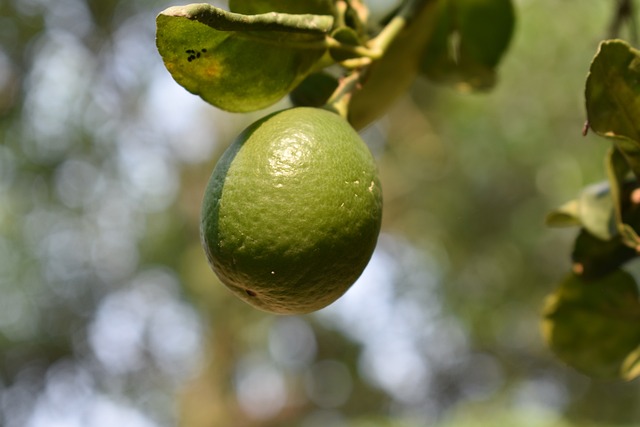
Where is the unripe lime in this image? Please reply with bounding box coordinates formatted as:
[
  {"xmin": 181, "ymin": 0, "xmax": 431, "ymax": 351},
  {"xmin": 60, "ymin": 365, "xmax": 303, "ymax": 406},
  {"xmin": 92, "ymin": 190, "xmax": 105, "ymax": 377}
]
[{"xmin": 200, "ymin": 107, "xmax": 383, "ymax": 314}]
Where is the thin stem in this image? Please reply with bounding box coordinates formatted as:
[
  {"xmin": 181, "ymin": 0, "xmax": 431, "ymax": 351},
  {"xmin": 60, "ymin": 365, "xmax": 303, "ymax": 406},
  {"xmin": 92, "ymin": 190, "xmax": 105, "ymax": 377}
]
[
  {"xmin": 340, "ymin": 57, "xmax": 373, "ymax": 69},
  {"xmin": 322, "ymin": 0, "xmax": 433, "ymax": 116},
  {"xmin": 326, "ymin": 37, "xmax": 382, "ymax": 59},
  {"xmin": 367, "ymin": 0, "xmax": 428, "ymax": 54},
  {"xmin": 334, "ymin": 0, "xmax": 348, "ymax": 28},
  {"xmin": 367, "ymin": 15, "xmax": 405, "ymax": 54},
  {"xmin": 323, "ymin": 71, "xmax": 364, "ymax": 119}
]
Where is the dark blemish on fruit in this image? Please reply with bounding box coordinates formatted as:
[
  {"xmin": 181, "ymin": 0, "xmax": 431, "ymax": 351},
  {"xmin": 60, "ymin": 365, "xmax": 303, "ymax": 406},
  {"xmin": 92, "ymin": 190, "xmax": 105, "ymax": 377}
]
[{"xmin": 245, "ymin": 289, "xmax": 257, "ymax": 297}]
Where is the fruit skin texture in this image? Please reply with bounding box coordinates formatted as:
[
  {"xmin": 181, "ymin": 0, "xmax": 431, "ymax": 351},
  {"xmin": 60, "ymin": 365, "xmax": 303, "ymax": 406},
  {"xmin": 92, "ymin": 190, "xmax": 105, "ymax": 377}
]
[{"xmin": 200, "ymin": 107, "xmax": 383, "ymax": 315}]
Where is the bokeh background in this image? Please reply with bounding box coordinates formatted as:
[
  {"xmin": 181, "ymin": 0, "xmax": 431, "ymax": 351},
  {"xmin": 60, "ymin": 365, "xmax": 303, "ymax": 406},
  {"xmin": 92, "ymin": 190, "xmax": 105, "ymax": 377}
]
[{"xmin": 1, "ymin": 0, "xmax": 639, "ymax": 426}]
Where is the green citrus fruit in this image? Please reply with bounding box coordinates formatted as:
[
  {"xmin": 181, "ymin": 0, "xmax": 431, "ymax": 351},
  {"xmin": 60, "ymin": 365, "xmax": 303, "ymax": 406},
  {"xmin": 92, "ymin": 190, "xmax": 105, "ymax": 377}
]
[{"xmin": 200, "ymin": 107, "xmax": 383, "ymax": 314}]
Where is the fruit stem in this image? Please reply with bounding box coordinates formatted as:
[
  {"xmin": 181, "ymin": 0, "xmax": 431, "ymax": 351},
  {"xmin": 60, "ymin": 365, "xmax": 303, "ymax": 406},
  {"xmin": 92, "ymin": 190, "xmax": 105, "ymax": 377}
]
[
  {"xmin": 323, "ymin": 0, "xmax": 432, "ymax": 118},
  {"xmin": 335, "ymin": 0, "xmax": 348, "ymax": 28},
  {"xmin": 322, "ymin": 71, "xmax": 363, "ymax": 119}
]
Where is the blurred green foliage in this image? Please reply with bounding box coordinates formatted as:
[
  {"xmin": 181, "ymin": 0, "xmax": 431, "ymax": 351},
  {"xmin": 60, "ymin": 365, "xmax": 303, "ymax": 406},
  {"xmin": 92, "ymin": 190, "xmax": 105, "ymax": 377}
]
[
  {"xmin": 542, "ymin": 270, "xmax": 640, "ymax": 380},
  {"xmin": 420, "ymin": 0, "xmax": 515, "ymax": 90},
  {"xmin": 1, "ymin": 0, "xmax": 639, "ymax": 426}
]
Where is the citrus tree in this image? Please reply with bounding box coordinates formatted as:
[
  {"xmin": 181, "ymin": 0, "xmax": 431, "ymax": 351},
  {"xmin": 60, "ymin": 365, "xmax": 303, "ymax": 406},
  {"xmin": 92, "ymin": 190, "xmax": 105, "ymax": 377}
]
[
  {"xmin": 4, "ymin": 1, "xmax": 640, "ymax": 426},
  {"xmin": 155, "ymin": 0, "xmax": 640, "ymax": 383},
  {"xmin": 156, "ymin": 0, "xmax": 514, "ymax": 309}
]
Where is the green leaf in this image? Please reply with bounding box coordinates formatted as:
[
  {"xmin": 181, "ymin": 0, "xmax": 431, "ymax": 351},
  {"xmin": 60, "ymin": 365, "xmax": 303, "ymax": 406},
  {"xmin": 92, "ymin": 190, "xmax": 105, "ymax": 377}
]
[
  {"xmin": 545, "ymin": 199, "xmax": 581, "ymax": 228},
  {"xmin": 420, "ymin": 0, "xmax": 515, "ymax": 91},
  {"xmin": 578, "ymin": 182, "xmax": 617, "ymax": 241},
  {"xmin": 228, "ymin": 0, "xmax": 336, "ymax": 15},
  {"xmin": 545, "ymin": 182, "xmax": 616, "ymax": 240},
  {"xmin": 542, "ymin": 270, "xmax": 640, "ymax": 380},
  {"xmin": 155, "ymin": 4, "xmax": 332, "ymax": 112},
  {"xmin": 546, "ymin": 147, "xmax": 640, "ymax": 252},
  {"xmin": 586, "ymin": 40, "xmax": 640, "ymax": 177},
  {"xmin": 586, "ymin": 39, "xmax": 640, "ymax": 143},
  {"xmin": 348, "ymin": 0, "xmax": 440, "ymax": 129}
]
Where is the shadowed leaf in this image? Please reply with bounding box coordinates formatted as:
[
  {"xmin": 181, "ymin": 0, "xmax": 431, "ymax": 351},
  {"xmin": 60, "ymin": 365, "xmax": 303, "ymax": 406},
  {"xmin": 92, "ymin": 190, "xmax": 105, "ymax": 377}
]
[
  {"xmin": 572, "ymin": 229, "xmax": 636, "ymax": 279},
  {"xmin": 542, "ymin": 270, "xmax": 640, "ymax": 380}
]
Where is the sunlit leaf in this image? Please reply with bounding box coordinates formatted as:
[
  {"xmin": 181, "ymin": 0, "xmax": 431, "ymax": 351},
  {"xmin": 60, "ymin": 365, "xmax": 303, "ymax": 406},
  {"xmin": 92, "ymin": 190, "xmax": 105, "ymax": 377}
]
[
  {"xmin": 545, "ymin": 182, "xmax": 615, "ymax": 240},
  {"xmin": 545, "ymin": 199, "xmax": 581, "ymax": 228},
  {"xmin": 156, "ymin": 4, "xmax": 332, "ymax": 112},
  {"xmin": 578, "ymin": 182, "xmax": 617, "ymax": 240},
  {"xmin": 420, "ymin": 0, "xmax": 515, "ymax": 91},
  {"xmin": 547, "ymin": 148, "xmax": 640, "ymax": 252},
  {"xmin": 542, "ymin": 270, "xmax": 640, "ymax": 380}
]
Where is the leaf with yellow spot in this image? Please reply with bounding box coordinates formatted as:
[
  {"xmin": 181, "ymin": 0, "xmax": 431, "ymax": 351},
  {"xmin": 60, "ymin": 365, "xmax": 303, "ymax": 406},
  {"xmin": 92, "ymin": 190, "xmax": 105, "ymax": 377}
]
[{"xmin": 156, "ymin": 4, "xmax": 333, "ymax": 112}]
